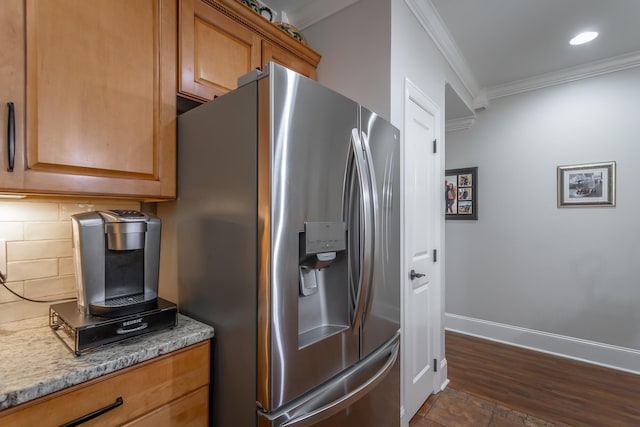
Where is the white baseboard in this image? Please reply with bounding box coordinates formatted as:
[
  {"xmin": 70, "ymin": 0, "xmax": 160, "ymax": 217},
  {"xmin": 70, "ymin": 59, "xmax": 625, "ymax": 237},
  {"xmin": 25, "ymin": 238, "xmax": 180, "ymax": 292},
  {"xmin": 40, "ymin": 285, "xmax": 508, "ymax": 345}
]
[
  {"xmin": 439, "ymin": 357, "xmax": 448, "ymax": 372},
  {"xmin": 437, "ymin": 358, "xmax": 448, "ymax": 392},
  {"xmin": 445, "ymin": 313, "xmax": 640, "ymax": 375}
]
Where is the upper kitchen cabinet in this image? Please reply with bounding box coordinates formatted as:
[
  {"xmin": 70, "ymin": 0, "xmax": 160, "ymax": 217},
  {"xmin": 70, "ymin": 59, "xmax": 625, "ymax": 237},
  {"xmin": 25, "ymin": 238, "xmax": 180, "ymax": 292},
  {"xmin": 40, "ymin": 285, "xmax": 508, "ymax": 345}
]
[
  {"xmin": 179, "ymin": 0, "xmax": 321, "ymax": 102},
  {"xmin": 0, "ymin": 0, "xmax": 177, "ymax": 200},
  {"xmin": 262, "ymin": 41, "xmax": 316, "ymax": 80}
]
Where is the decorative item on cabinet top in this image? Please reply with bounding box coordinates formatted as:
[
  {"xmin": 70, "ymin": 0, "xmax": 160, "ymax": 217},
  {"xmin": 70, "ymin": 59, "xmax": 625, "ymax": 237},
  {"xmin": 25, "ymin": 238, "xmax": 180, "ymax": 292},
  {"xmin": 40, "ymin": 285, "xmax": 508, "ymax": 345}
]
[
  {"xmin": 239, "ymin": 0, "xmax": 273, "ymax": 22},
  {"xmin": 239, "ymin": 0, "xmax": 259, "ymax": 12},
  {"xmin": 275, "ymin": 21, "xmax": 306, "ymax": 44},
  {"xmin": 237, "ymin": 0, "xmax": 307, "ymax": 44}
]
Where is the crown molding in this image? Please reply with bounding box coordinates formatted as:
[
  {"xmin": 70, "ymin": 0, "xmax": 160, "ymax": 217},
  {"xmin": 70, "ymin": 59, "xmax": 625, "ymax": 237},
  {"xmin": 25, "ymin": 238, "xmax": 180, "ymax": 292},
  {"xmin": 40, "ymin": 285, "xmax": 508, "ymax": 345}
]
[
  {"xmin": 487, "ymin": 50, "xmax": 640, "ymax": 100},
  {"xmin": 403, "ymin": 1, "xmax": 640, "ymax": 106},
  {"xmin": 446, "ymin": 116, "xmax": 476, "ymax": 132},
  {"xmin": 288, "ymin": 0, "xmax": 360, "ymax": 30},
  {"xmin": 403, "ymin": 0, "xmax": 480, "ymax": 101}
]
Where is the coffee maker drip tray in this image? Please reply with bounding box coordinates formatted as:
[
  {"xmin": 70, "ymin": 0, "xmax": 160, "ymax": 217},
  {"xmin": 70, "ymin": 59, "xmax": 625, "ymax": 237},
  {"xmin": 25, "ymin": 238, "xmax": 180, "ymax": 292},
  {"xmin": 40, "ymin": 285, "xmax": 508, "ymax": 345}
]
[
  {"xmin": 89, "ymin": 293, "xmax": 158, "ymax": 318},
  {"xmin": 49, "ymin": 298, "xmax": 178, "ymax": 356}
]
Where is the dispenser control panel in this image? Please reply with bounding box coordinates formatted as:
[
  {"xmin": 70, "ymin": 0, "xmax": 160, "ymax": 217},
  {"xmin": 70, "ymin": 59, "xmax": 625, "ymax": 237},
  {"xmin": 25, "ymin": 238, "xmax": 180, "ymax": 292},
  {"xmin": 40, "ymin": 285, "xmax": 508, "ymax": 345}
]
[{"xmin": 304, "ymin": 222, "xmax": 346, "ymax": 254}]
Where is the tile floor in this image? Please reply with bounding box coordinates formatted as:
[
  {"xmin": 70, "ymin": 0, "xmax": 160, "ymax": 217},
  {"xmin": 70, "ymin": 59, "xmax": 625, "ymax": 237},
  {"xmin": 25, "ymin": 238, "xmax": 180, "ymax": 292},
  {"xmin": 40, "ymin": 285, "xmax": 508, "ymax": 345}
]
[{"xmin": 409, "ymin": 387, "xmax": 572, "ymax": 427}]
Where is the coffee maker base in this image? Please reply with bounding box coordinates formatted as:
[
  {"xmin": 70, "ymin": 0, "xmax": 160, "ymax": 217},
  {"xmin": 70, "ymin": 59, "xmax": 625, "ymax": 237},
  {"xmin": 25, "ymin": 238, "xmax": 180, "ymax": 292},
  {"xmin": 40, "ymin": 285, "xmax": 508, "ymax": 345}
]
[{"xmin": 49, "ymin": 298, "xmax": 178, "ymax": 356}]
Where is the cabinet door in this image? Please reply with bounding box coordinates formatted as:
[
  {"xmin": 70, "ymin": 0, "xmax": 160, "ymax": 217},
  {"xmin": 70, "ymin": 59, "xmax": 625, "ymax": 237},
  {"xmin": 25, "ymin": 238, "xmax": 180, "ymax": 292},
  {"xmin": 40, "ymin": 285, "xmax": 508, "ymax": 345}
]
[
  {"xmin": 123, "ymin": 386, "xmax": 209, "ymax": 427},
  {"xmin": 0, "ymin": 0, "xmax": 176, "ymax": 200},
  {"xmin": 262, "ymin": 41, "xmax": 317, "ymax": 80},
  {"xmin": 0, "ymin": 342, "xmax": 210, "ymax": 426},
  {"xmin": 0, "ymin": 0, "xmax": 25, "ymax": 191},
  {"xmin": 179, "ymin": 0, "xmax": 261, "ymax": 101}
]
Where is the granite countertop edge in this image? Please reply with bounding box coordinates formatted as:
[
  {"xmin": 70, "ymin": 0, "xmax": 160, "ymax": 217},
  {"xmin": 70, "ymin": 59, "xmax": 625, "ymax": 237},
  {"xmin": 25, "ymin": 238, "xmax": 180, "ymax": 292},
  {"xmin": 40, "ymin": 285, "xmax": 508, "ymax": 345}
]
[{"xmin": 0, "ymin": 313, "xmax": 214, "ymax": 411}]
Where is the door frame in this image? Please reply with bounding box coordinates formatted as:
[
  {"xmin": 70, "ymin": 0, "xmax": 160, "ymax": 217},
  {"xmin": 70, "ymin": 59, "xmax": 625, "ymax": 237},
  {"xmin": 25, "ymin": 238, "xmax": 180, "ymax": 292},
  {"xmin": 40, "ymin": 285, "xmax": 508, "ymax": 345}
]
[{"xmin": 400, "ymin": 78, "xmax": 447, "ymax": 425}]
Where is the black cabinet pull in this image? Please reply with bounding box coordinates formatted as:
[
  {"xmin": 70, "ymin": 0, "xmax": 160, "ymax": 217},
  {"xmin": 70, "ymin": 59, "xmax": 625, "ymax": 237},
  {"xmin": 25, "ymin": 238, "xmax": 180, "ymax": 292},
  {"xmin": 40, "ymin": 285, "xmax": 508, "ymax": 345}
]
[
  {"xmin": 7, "ymin": 102, "xmax": 14, "ymax": 172},
  {"xmin": 60, "ymin": 396, "xmax": 124, "ymax": 427}
]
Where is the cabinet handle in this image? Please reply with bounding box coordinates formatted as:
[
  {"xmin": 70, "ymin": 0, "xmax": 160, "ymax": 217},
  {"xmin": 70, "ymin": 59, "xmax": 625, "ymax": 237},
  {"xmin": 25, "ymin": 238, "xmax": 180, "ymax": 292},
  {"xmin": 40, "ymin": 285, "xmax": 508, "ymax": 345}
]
[
  {"xmin": 6, "ymin": 102, "xmax": 15, "ymax": 172},
  {"xmin": 116, "ymin": 322, "xmax": 148, "ymax": 334},
  {"xmin": 60, "ymin": 396, "xmax": 124, "ymax": 427}
]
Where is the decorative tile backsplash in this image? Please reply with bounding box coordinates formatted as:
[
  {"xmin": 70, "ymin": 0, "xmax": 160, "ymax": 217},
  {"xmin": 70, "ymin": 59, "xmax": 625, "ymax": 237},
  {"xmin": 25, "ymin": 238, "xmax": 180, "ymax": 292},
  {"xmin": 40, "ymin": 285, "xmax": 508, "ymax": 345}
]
[{"xmin": 0, "ymin": 198, "xmax": 139, "ymax": 324}]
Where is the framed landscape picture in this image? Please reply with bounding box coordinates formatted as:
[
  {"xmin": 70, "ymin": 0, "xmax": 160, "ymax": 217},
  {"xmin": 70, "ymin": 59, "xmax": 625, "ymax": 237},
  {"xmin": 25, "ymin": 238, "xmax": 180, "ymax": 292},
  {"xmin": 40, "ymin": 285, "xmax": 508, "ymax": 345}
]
[
  {"xmin": 557, "ymin": 161, "xmax": 616, "ymax": 207},
  {"xmin": 445, "ymin": 167, "xmax": 478, "ymax": 220}
]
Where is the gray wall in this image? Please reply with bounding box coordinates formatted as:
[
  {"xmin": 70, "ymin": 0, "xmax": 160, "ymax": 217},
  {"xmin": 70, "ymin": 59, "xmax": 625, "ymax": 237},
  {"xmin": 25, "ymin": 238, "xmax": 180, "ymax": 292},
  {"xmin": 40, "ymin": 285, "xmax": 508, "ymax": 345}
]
[
  {"xmin": 445, "ymin": 66, "xmax": 640, "ymax": 350},
  {"xmin": 303, "ymin": 0, "xmax": 391, "ymax": 121}
]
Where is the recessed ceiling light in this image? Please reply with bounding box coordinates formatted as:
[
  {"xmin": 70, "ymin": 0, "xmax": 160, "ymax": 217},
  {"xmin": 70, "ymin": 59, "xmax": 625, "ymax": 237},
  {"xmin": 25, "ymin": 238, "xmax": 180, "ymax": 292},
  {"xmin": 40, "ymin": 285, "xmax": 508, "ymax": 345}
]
[{"xmin": 569, "ymin": 31, "xmax": 598, "ymax": 46}]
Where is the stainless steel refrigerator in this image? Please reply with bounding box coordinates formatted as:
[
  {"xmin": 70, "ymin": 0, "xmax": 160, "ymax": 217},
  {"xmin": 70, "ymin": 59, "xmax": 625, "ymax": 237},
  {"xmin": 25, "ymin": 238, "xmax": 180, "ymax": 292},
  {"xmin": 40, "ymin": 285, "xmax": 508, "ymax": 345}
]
[{"xmin": 176, "ymin": 63, "xmax": 400, "ymax": 427}]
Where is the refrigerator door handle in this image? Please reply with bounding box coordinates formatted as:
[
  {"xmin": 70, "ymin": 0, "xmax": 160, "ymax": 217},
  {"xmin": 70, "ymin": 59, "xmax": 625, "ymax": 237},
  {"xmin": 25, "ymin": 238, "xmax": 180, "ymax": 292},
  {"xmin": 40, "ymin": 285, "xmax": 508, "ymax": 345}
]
[
  {"xmin": 278, "ymin": 335, "xmax": 400, "ymax": 427},
  {"xmin": 348, "ymin": 128, "xmax": 375, "ymax": 333},
  {"xmin": 360, "ymin": 131, "xmax": 379, "ymax": 327}
]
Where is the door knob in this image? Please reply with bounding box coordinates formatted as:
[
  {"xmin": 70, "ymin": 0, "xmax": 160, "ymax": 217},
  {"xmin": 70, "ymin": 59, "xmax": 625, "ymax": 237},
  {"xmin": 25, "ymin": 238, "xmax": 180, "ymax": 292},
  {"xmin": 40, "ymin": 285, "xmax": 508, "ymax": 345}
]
[{"xmin": 409, "ymin": 269, "xmax": 425, "ymax": 280}]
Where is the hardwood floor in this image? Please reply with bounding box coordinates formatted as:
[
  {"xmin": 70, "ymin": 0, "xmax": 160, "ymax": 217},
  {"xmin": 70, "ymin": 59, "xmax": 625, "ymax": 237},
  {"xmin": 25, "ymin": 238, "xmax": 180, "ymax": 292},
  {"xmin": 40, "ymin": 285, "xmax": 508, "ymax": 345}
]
[{"xmin": 410, "ymin": 331, "xmax": 640, "ymax": 427}]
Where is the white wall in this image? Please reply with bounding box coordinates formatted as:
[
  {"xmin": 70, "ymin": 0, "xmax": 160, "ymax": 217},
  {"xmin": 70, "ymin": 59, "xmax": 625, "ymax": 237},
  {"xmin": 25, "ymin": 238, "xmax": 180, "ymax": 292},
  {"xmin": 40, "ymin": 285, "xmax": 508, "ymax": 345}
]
[
  {"xmin": 388, "ymin": 0, "xmax": 467, "ymax": 405},
  {"xmin": 445, "ymin": 67, "xmax": 640, "ymax": 365}
]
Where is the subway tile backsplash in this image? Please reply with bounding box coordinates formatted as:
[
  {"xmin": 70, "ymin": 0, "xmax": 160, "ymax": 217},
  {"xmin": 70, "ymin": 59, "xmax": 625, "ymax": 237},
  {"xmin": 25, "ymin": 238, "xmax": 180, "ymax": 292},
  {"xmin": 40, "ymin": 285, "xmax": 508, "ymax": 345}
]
[{"xmin": 0, "ymin": 198, "xmax": 139, "ymax": 324}]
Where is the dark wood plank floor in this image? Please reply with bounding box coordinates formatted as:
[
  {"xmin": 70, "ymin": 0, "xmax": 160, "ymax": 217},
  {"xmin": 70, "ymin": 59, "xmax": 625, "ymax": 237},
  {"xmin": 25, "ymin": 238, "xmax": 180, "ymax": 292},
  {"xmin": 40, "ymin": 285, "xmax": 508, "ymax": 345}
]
[{"xmin": 444, "ymin": 330, "xmax": 640, "ymax": 427}]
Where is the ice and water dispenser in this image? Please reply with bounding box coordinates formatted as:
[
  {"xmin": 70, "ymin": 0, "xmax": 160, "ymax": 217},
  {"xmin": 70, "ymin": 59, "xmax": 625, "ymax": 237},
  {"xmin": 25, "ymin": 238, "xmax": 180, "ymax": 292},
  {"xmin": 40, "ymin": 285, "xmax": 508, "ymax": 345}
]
[{"xmin": 298, "ymin": 221, "xmax": 348, "ymax": 348}]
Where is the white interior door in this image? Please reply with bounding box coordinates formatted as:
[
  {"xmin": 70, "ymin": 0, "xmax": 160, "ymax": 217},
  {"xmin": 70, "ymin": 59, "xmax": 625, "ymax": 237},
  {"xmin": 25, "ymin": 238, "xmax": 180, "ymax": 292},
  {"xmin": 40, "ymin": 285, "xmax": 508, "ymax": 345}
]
[{"xmin": 402, "ymin": 79, "xmax": 441, "ymax": 422}]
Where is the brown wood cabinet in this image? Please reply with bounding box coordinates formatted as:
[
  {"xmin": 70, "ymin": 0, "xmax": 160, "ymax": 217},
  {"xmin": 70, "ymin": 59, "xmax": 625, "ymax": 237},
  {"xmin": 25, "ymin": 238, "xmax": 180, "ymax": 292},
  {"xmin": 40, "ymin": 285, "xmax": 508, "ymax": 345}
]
[
  {"xmin": 0, "ymin": 0, "xmax": 177, "ymax": 200},
  {"xmin": 179, "ymin": 0, "xmax": 321, "ymax": 102},
  {"xmin": 0, "ymin": 341, "xmax": 210, "ymax": 427},
  {"xmin": 262, "ymin": 40, "xmax": 317, "ymax": 79}
]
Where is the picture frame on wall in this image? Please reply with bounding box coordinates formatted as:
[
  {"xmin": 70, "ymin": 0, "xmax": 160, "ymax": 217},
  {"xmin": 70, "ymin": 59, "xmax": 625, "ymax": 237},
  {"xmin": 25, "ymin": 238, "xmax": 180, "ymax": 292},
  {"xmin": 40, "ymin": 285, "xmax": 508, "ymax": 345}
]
[
  {"xmin": 445, "ymin": 167, "xmax": 478, "ymax": 220},
  {"xmin": 557, "ymin": 161, "xmax": 616, "ymax": 207}
]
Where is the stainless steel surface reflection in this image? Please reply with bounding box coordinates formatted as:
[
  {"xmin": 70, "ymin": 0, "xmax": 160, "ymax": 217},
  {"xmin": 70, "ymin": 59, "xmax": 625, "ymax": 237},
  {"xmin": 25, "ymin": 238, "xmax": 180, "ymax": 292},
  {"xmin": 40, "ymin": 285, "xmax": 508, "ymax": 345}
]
[
  {"xmin": 263, "ymin": 63, "xmax": 360, "ymax": 411},
  {"xmin": 177, "ymin": 63, "xmax": 401, "ymax": 427}
]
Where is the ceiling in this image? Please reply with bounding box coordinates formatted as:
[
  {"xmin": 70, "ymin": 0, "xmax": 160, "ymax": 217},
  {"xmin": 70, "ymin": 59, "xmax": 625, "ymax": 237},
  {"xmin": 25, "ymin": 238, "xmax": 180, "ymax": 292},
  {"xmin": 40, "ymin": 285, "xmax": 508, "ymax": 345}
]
[
  {"xmin": 429, "ymin": 0, "xmax": 640, "ymax": 89},
  {"xmin": 262, "ymin": 0, "xmax": 640, "ymax": 115}
]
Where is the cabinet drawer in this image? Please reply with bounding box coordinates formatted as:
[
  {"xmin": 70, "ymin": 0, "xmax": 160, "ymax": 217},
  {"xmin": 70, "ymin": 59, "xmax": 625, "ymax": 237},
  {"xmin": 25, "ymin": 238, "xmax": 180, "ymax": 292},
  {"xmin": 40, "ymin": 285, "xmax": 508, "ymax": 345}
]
[
  {"xmin": 124, "ymin": 386, "xmax": 209, "ymax": 427},
  {"xmin": 0, "ymin": 341, "xmax": 210, "ymax": 426}
]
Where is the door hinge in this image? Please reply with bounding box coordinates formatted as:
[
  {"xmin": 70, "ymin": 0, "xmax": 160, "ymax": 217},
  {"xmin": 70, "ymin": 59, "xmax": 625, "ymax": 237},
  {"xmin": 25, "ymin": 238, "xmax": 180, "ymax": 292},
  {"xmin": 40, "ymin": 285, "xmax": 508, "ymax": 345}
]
[
  {"xmin": 433, "ymin": 139, "xmax": 437, "ymax": 154},
  {"xmin": 433, "ymin": 249, "xmax": 437, "ymax": 263},
  {"xmin": 433, "ymin": 358, "xmax": 438, "ymax": 372}
]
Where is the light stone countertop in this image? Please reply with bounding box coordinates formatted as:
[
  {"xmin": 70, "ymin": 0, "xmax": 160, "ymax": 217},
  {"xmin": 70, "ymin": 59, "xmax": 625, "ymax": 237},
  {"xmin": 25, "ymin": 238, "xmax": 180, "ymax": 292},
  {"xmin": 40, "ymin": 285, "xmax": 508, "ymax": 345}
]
[{"xmin": 0, "ymin": 313, "xmax": 214, "ymax": 411}]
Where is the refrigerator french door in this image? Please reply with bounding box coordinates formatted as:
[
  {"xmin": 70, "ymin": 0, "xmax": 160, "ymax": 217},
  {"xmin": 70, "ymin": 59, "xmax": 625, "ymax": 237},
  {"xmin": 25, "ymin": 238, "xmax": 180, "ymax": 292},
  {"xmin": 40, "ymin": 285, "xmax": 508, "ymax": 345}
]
[{"xmin": 177, "ymin": 63, "xmax": 400, "ymax": 427}]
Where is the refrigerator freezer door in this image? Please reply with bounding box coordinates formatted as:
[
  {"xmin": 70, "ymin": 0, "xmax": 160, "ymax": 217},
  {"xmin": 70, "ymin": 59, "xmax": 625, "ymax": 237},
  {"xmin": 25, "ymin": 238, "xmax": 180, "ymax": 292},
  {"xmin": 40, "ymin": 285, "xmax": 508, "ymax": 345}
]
[
  {"xmin": 258, "ymin": 333, "xmax": 400, "ymax": 427},
  {"xmin": 258, "ymin": 64, "xmax": 361, "ymax": 412},
  {"xmin": 177, "ymin": 82, "xmax": 261, "ymax": 427},
  {"xmin": 360, "ymin": 107, "xmax": 401, "ymax": 358}
]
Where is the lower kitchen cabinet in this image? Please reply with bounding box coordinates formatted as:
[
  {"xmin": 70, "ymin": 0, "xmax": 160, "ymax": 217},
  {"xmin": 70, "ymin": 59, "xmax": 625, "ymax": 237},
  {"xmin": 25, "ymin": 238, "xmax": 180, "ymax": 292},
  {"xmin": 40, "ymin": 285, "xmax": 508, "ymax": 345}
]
[
  {"xmin": 0, "ymin": 341, "xmax": 210, "ymax": 427},
  {"xmin": 123, "ymin": 387, "xmax": 209, "ymax": 427}
]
